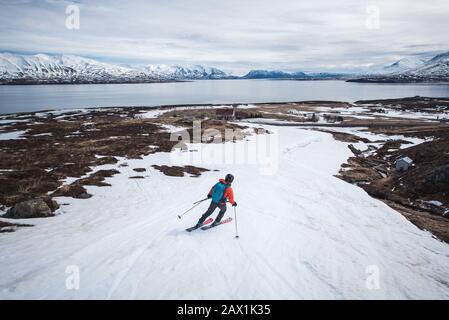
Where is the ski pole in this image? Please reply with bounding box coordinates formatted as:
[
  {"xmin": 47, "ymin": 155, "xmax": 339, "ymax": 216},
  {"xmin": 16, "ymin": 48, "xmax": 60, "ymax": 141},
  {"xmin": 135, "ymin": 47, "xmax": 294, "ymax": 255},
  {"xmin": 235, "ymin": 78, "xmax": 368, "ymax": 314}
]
[
  {"xmin": 234, "ymin": 206, "xmax": 239, "ymax": 239},
  {"xmin": 178, "ymin": 198, "xmax": 208, "ymax": 219},
  {"xmin": 193, "ymin": 197, "xmax": 208, "ymax": 205}
]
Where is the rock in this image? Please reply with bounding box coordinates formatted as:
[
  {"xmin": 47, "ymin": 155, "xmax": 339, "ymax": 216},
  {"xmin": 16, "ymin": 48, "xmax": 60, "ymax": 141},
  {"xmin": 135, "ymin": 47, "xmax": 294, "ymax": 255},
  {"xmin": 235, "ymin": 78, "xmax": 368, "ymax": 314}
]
[
  {"xmin": 78, "ymin": 193, "xmax": 92, "ymax": 199},
  {"xmin": 5, "ymin": 199, "xmax": 53, "ymax": 219},
  {"xmin": 94, "ymin": 156, "xmax": 118, "ymax": 166},
  {"xmin": 348, "ymin": 144, "xmax": 362, "ymax": 156},
  {"xmin": 52, "ymin": 184, "xmax": 92, "ymax": 199},
  {"xmin": 43, "ymin": 197, "xmax": 60, "ymax": 212}
]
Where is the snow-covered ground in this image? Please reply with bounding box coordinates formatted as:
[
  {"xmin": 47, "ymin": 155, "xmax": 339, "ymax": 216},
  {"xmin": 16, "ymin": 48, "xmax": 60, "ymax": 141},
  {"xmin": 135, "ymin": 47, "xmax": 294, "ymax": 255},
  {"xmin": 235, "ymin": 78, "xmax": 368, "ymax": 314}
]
[
  {"xmin": 0, "ymin": 130, "xmax": 28, "ymax": 140},
  {"xmin": 1, "ymin": 125, "xmax": 449, "ymax": 299},
  {"xmin": 308, "ymin": 126, "xmax": 429, "ymax": 149},
  {"xmin": 0, "ymin": 119, "xmax": 29, "ymax": 125},
  {"xmin": 312, "ymin": 105, "xmax": 447, "ymax": 121}
]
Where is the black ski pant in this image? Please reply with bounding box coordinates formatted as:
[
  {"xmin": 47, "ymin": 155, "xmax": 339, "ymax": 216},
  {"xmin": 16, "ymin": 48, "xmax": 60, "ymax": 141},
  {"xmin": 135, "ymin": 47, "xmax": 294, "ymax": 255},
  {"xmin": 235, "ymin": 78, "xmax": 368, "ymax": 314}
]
[{"xmin": 197, "ymin": 201, "xmax": 227, "ymax": 225}]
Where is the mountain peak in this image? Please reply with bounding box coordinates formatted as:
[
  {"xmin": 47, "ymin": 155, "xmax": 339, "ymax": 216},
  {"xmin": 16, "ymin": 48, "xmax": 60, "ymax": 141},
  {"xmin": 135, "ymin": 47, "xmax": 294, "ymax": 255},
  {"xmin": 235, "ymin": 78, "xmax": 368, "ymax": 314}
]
[
  {"xmin": 243, "ymin": 69, "xmax": 309, "ymax": 79},
  {"xmin": 349, "ymin": 50, "xmax": 449, "ymax": 82},
  {"xmin": 242, "ymin": 69, "xmax": 344, "ymax": 79},
  {"xmin": 428, "ymin": 51, "xmax": 449, "ymax": 63}
]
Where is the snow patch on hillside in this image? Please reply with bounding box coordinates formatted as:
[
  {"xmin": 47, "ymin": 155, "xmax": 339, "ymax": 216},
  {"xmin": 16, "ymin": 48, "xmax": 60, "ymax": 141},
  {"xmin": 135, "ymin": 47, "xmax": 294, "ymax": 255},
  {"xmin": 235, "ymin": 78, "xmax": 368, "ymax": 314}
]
[{"xmin": 0, "ymin": 130, "xmax": 28, "ymax": 140}]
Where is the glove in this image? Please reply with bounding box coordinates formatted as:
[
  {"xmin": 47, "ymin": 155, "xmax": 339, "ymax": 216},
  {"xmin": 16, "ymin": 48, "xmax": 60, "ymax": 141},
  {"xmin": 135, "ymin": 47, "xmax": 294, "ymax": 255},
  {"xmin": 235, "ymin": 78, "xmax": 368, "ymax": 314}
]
[
  {"xmin": 207, "ymin": 194, "xmax": 212, "ymax": 199},
  {"xmin": 232, "ymin": 202, "xmax": 237, "ymax": 207}
]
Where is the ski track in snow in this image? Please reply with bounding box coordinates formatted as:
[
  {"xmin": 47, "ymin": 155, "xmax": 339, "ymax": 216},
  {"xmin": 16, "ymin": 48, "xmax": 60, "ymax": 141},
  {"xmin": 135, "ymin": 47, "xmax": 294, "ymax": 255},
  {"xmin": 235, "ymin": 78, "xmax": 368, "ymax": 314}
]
[{"xmin": 1, "ymin": 124, "xmax": 449, "ymax": 299}]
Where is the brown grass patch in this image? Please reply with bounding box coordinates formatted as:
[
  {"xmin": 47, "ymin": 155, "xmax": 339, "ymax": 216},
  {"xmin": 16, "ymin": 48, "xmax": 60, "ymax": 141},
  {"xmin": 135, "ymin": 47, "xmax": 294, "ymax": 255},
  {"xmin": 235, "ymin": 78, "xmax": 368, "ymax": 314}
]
[
  {"xmin": 152, "ymin": 165, "xmax": 209, "ymax": 177},
  {"xmin": 0, "ymin": 220, "xmax": 34, "ymax": 233}
]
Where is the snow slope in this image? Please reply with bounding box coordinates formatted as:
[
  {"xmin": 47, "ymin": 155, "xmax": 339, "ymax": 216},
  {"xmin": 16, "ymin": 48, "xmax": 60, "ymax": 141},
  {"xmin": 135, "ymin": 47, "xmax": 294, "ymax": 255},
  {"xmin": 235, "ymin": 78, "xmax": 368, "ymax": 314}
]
[
  {"xmin": 354, "ymin": 51, "xmax": 449, "ymax": 81},
  {"xmin": 143, "ymin": 64, "xmax": 227, "ymax": 80},
  {"xmin": 1, "ymin": 125, "xmax": 449, "ymax": 299},
  {"xmin": 404, "ymin": 51, "xmax": 449, "ymax": 80},
  {"xmin": 381, "ymin": 56, "xmax": 428, "ymax": 74}
]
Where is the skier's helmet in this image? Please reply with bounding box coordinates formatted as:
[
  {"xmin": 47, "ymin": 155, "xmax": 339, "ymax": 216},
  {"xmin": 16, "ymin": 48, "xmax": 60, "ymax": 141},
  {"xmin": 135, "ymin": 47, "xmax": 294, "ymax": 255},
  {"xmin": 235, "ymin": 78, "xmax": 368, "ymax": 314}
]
[{"xmin": 225, "ymin": 174, "xmax": 234, "ymax": 183}]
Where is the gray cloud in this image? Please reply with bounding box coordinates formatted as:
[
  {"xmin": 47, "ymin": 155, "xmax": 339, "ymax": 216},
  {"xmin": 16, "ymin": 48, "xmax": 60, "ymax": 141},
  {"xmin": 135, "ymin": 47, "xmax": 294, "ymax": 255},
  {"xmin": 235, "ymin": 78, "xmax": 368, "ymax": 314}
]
[{"xmin": 0, "ymin": 0, "xmax": 448, "ymax": 74}]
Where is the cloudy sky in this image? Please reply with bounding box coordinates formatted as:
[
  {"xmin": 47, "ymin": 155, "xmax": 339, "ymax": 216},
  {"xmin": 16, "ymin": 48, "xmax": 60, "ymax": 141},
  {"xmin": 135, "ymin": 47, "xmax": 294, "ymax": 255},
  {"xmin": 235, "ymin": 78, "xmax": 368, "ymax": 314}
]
[{"xmin": 0, "ymin": 0, "xmax": 448, "ymax": 75}]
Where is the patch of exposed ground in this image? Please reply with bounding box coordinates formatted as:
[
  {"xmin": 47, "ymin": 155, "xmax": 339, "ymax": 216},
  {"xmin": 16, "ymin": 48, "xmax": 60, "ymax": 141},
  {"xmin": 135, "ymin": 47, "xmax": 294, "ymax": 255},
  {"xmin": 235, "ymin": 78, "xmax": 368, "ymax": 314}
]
[
  {"xmin": 155, "ymin": 108, "xmax": 251, "ymax": 143},
  {"xmin": 355, "ymin": 97, "xmax": 449, "ymax": 113},
  {"xmin": 152, "ymin": 165, "xmax": 210, "ymax": 177},
  {"xmin": 313, "ymin": 129, "xmax": 371, "ymax": 143},
  {"xmin": 51, "ymin": 184, "xmax": 92, "ymax": 199},
  {"xmin": 0, "ymin": 220, "xmax": 33, "ymax": 233},
  {"xmin": 0, "ymin": 105, "xmax": 250, "ymax": 215},
  {"xmin": 0, "ymin": 108, "xmax": 176, "ymax": 207},
  {"xmin": 246, "ymin": 97, "xmax": 449, "ymax": 127},
  {"xmin": 383, "ymin": 201, "xmax": 449, "ymax": 243},
  {"xmin": 330, "ymin": 97, "xmax": 449, "ymax": 243}
]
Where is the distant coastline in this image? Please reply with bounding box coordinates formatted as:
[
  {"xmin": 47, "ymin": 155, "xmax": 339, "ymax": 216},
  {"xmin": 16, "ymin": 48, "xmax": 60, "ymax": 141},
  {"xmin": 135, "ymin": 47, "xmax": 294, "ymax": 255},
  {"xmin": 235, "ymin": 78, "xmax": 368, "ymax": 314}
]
[{"xmin": 0, "ymin": 79, "xmax": 184, "ymax": 85}]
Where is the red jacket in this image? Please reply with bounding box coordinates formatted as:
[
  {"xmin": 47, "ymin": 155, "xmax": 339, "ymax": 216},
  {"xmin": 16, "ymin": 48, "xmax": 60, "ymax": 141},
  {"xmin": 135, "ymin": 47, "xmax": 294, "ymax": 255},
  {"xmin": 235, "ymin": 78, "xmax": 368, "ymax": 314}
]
[{"xmin": 208, "ymin": 179, "xmax": 235, "ymax": 205}]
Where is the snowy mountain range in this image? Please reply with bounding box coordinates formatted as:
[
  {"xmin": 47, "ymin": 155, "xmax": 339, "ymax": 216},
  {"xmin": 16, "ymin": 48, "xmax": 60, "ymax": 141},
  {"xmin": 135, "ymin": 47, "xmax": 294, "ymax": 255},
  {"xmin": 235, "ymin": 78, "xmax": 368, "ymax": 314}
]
[
  {"xmin": 381, "ymin": 56, "xmax": 430, "ymax": 74},
  {"xmin": 1, "ymin": 51, "xmax": 448, "ymax": 84},
  {"xmin": 348, "ymin": 51, "xmax": 449, "ymax": 83},
  {"xmin": 243, "ymin": 70, "xmax": 309, "ymax": 79},
  {"xmin": 242, "ymin": 70, "xmax": 346, "ymax": 80},
  {"xmin": 0, "ymin": 53, "xmax": 231, "ymax": 84},
  {"xmin": 243, "ymin": 52, "xmax": 449, "ymax": 82}
]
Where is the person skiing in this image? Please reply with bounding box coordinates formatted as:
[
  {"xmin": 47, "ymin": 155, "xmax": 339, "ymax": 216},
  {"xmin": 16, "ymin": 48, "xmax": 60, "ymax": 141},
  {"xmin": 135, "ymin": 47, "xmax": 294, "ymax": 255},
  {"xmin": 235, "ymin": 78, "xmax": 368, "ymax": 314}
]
[{"xmin": 192, "ymin": 174, "xmax": 237, "ymax": 230}]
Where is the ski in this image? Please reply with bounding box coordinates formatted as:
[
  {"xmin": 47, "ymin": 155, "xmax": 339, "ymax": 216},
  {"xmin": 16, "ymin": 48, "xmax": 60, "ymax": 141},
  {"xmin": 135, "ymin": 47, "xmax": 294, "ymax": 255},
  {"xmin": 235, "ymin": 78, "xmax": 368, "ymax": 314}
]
[
  {"xmin": 185, "ymin": 217, "xmax": 213, "ymax": 232},
  {"xmin": 201, "ymin": 217, "xmax": 233, "ymax": 231}
]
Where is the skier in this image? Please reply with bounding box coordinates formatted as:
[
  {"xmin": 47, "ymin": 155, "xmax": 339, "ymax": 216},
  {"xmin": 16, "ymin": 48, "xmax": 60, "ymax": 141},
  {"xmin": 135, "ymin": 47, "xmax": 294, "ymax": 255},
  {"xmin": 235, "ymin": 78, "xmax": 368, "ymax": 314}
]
[{"xmin": 191, "ymin": 174, "xmax": 237, "ymax": 230}]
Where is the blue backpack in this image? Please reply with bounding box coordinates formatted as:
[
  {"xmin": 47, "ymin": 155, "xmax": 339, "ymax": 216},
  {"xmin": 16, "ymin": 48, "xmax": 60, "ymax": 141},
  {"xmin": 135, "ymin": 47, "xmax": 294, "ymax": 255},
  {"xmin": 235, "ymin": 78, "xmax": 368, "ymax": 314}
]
[{"xmin": 211, "ymin": 182, "xmax": 228, "ymax": 204}]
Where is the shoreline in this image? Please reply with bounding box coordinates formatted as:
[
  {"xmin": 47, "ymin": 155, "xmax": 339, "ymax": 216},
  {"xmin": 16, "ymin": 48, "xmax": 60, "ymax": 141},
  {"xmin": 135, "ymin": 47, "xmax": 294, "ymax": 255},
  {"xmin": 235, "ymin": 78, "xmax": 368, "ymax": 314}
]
[
  {"xmin": 2, "ymin": 95, "xmax": 449, "ymax": 117},
  {"xmin": 0, "ymin": 79, "xmax": 186, "ymax": 86}
]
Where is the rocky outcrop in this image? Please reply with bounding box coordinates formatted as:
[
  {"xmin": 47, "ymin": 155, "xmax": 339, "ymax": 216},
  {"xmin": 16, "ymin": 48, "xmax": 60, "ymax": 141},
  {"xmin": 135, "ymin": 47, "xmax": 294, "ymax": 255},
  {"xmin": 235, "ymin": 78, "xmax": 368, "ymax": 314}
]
[{"xmin": 5, "ymin": 198, "xmax": 54, "ymax": 219}]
